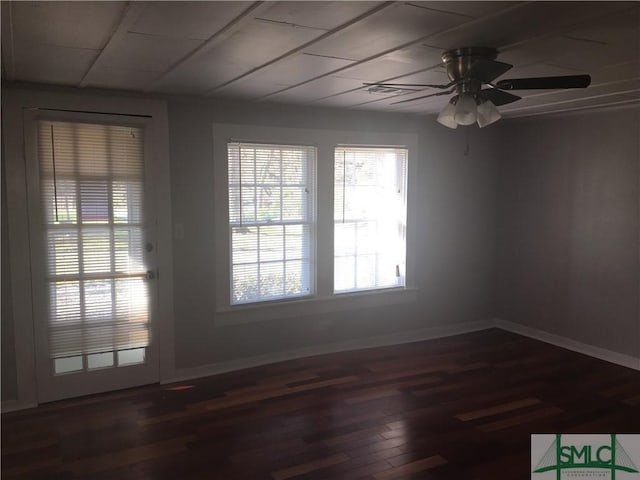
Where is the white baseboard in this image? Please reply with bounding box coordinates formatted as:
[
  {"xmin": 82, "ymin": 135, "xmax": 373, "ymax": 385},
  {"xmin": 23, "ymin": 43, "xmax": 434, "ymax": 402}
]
[
  {"xmin": 164, "ymin": 319, "xmax": 494, "ymax": 384},
  {"xmin": 1, "ymin": 399, "xmax": 37, "ymax": 413},
  {"xmin": 495, "ymin": 319, "xmax": 640, "ymax": 371}
]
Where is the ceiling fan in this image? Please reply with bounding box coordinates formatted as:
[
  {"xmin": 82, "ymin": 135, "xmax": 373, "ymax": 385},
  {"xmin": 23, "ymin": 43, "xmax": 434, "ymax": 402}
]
[{"xmin": 365, "ymin": 47, "xmax": 591, "ymax": 128}]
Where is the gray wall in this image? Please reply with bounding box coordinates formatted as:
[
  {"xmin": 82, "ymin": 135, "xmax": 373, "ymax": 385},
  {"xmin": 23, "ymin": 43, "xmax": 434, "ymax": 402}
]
[
  {"xmin": 168, "ymin": 99, "xmax": 497, "ymax": 368},
  {"xmin": 495, "ymin": 107, "xmax": 640, "ymax": 357}
]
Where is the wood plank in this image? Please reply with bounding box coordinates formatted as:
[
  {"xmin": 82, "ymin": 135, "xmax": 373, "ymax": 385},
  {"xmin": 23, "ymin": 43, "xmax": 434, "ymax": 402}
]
[
  {"xmin": 478, "ymin": 406, "xmax": 563, "ymax": 432},
  {"xmin": 373, "ymin": 455, "xmax": 448, "ymax": 479},
  {"xmin": 455, "ymin": 397, "xmax": 542, "ymax": 421},
  {"xmin": 271, "ymin": 453, "xmax": 350, "ymax": 480}
]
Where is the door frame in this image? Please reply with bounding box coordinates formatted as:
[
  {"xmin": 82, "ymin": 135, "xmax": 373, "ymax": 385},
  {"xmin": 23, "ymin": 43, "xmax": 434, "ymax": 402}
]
[{"xmin": 2, "ymin": 88, "xmax": 175, "ymax": 408}]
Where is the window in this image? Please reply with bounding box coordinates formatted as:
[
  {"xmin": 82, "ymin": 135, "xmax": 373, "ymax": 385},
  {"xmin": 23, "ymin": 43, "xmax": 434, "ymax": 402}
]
[
  {"xmin": 334, "ymin": 146, "xmax": 407, "ymax": 293},
  {"xmin": 227, "ymin": 142, "xmax": 315, "ymax": 305},
  {"xmin": 216, "ymin": 123, "xmax": 417, "ymax": 320}
]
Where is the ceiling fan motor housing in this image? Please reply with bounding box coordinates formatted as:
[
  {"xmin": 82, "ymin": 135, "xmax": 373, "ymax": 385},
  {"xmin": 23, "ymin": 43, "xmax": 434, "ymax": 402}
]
[{"xmin": 441, "ymin": 47, "xmax": 498, "ymax": 83}]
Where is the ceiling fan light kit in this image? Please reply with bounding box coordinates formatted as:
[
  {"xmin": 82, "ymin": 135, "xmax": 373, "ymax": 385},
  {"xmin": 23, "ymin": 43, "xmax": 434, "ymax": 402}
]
[
  {"xmin": 366, "ymin": 46, "xmax": 591, "ymax": 129},
  {"xmin": 476, "ymin": 98, "xmax": 502, "ymax": 128},
  {"xmin": 437, "ymin": 101, "xmax": 458, "ymax": 129},
  {"xmin": 453, "ymin": 93, "xmax": 478, "ymax": 126}
]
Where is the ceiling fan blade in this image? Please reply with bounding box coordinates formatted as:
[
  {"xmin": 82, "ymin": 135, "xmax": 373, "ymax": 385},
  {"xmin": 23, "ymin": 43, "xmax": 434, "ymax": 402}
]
[
  {"xmin": 480, "ymin": 88, "xmax": 521, "ymax": 106},
  {"xmin": 466, "ymin": 59, "xmax": 513, "ymax": 83},
  {"xmin": 495, "ymin": 74, "xmax": 591, "ymax": 90},
  {"xmin": 364, "ymin": 81, "xmax": 455, "ymax": 89},
  {"xmin": 390, "ymin": 88, "xmax": 455, "ymax": 105}
]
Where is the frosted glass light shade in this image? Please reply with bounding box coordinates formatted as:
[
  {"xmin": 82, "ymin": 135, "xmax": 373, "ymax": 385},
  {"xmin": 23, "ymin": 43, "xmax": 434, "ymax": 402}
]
[
  {"xmin": 454, "ymin": 94, "xmax": 477, "ymax": 125},
  {"xmin": 437, "ymin": 102, "xmax": 458, "ymax": 129},
  {"xmin": 477, "ymin": 99, "xmax": 501, "ymax": 128}
]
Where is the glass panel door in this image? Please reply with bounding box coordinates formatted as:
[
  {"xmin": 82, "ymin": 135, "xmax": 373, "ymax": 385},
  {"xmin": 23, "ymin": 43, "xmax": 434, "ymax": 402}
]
[{"xmin": 26, "ymin": 113, "xmax": 159, "ymax": 403}]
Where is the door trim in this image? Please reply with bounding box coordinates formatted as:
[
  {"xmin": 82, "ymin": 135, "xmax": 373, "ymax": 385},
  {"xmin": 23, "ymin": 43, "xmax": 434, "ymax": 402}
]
[{"xmin": 2, "ymin": 88, "xmax": 175, "ymax": 406}]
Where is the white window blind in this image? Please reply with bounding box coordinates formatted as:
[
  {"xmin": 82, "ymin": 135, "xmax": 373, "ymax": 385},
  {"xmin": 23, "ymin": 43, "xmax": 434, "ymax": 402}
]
[
  {"xmin": 228, "ymin": 142, "xmax": 315, "ymax": 305},
  {"xmin": 334, "ymin": 146, "xmax": 407, "ymax": 293},
  {"xmin": 38, "ymin": 120, "xmax": 150, "ymax": 360}
]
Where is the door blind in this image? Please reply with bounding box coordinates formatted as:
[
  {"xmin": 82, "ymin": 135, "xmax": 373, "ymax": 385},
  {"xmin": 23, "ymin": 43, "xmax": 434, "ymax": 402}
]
[{"xmin": 38, "ymin": 120, "xmax": 150, "ymax": 358}]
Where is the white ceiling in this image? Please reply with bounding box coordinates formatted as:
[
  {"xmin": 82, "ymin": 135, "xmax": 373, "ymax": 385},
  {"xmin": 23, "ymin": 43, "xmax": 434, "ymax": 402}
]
[{"xmin": 2, "ymin": 1, "xmax": 639, "ymax": 117}]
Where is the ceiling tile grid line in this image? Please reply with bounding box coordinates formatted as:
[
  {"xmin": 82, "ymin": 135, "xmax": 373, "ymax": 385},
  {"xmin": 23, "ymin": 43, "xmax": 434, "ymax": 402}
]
[
  {"xmin": 254, "ymin": 1, "xmax": 531, "ymax": 102},
  {"xmin": 404, "ymin": 2, "xmax": 476, "ymax": 20},
  {"xmin": 144, "ymin": 1, "xmax": 268, "ymax": 93},
  {"xmin": 204, "ymin": 1, "xmax": 396, "ymax": 96},
  {"xmin": 289, "ymin": 2, "xmax": 638, "ymax": 110},
  {"xmin": 80, "ymin": 2, "xmax": 147, "ymax": 87}
]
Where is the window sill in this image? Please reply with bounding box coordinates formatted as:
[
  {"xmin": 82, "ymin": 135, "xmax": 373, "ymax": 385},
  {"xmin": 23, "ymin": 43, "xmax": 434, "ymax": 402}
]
[{"xmin": 214, "ymin": 287, "xmax": 418, "ymax": 326}]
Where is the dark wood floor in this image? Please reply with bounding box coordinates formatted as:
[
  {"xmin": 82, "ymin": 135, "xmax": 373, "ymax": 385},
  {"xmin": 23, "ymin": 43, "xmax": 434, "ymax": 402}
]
[{"xmin": 3, "ymin": 328, "xmax": 640, "ymax": 480}]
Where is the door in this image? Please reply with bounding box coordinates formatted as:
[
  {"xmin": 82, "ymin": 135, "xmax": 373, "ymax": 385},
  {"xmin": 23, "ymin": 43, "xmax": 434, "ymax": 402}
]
[{"xmin": 24, "ymin": 110, "xmax": 159, "ymax": 403}]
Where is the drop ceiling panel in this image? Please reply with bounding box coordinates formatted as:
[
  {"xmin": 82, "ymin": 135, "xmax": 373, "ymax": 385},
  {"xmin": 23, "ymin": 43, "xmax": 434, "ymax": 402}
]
[
  {"xmin": 310, "ymin": 87, "xmax": 405, "ymax": 107},
  {"xmin": 212, "ymin": 77, "xmax": 291, "ymax": 100},
  {"xmin": 385, "ymin": 68, "xmax": 450, "ymax": 85},
  {"xmin": 156, "ymin": 19, "xmax": 326, "ymax": 92},
  {"xmin": 563, "ymin": 6, "xmax": 640, "ymax": 45},
  {"xmin": 552, "ymin": 42, "xmax": 637, "ymax": 72},
  {"xmin": 428, "ymin": 2, "xmax": 633, "ymax": 51},
  {"xmin": 502, "ymin": 92, "xmax": 640, "ymax": 117},
  {"xmin": 267, "ymin": 76, "xmax": 364, "ymax": 103},
  {"xmin": 99, "ymin": 32, "xmax": 203, "ymax": 72},
  {"xmin": 590, "ymin": 61, "xmax": 640, "ymax": 84},
  {"xmin": 356, "ymin": 93, "xmax": 445, "ymax": 113},
  {"xmin": 406, "ymin": 2, "xmax": 521, "ymax": 19},
  {"xmin": 310, "ymin": 92, "xmax": 384, "ymax": 108},
  {"xmin": 84, "ymin": 67, "xmax": 160, "ymax": 91},
  {"xmin": 501, "ymin": 78, "xmax": 640, "ymax": 110},
  {"xmin": 13, "ymin": 42, "xmax": 98, "ymax": 85},
  {"xmin": 256, "ymin": 1, "xmax": 381, "ymax": 30},
  {"xmin": 389, "ymin": 98, "xmax": 447, "ymax": 114},
  {"xmin": 353, "ymin": 86, "xmax": 447, "ymax": 110},
  {"xmin": 130, "ymin": 1, "xmax": 253, "ymax": 40},
  {"xmin": 498, "ymin": 35, "xmax": 595, "ymax": 69},
  {"xmin": 333, "ymin": 45, "xmax": 443, "ymax": 81},
  {"xmin": 318, "ymin": 68, "xmax": 451, "ymax": 109},
  {"xmin": 11, "ymin": 1, "xmax": 125, "ymax": 49},
  {"xmin": 214, "ymin": 53, "xmax": 355, "ymax": 93},
  {"xmin": 304, "ymin": 3, "xmax": 472, "ymax": 61},
  {"xmin": 155, "ymin": 60, "xmax": 250, "ymax": 94}
]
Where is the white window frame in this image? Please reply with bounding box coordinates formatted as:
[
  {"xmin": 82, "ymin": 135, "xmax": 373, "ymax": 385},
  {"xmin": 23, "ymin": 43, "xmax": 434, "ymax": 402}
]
[
  {"xmin": 333, "ymin": 145, "xmax": 408, "ymax": 294},
  {"xmin": 227, "ymin": 141, "xmax": 317, "ymax": 305},
  {"xmin": 213, "ymin": 123, "xmax": 418, "ymax": 326}
]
